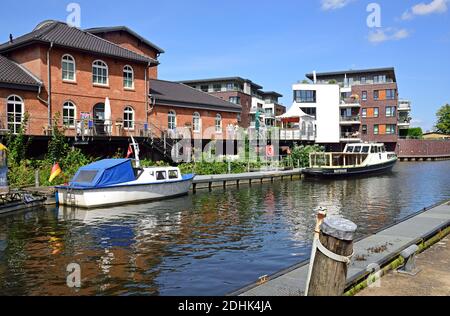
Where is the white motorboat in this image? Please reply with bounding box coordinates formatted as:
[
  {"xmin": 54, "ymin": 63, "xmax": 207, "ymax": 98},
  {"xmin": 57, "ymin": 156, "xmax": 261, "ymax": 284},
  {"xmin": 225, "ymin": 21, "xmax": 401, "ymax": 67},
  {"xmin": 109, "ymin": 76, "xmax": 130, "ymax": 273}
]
[
  {"xmin": 56, "ymin": 137, "xmax": 194, "ymax": 209},
  {"xmin": 56, "ymin": 160, "xmax": 194, "ymax": 209}
]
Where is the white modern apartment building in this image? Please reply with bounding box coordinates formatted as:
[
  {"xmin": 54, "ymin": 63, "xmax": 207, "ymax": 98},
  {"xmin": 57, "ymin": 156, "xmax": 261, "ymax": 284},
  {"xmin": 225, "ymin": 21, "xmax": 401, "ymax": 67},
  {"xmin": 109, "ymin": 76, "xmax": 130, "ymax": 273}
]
[
  {"xmin": 291, "ymin": 83, "xmax": 341, "ymax": 144},
  {"xmin": 290, "ymin": 68, "xmax": 412, "ymax": 151}
]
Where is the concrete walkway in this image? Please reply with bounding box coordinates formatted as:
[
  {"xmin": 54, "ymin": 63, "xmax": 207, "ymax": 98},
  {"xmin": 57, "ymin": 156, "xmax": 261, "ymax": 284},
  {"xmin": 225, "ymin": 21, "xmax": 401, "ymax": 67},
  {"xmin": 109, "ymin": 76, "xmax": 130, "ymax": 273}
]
[
  {"xmin": 233, "ymin": 201, "xmax": 450, "ymax": 296},
  {"xmin": 358, "ymin": 236, "xmax": 450, "ymax": 296}
]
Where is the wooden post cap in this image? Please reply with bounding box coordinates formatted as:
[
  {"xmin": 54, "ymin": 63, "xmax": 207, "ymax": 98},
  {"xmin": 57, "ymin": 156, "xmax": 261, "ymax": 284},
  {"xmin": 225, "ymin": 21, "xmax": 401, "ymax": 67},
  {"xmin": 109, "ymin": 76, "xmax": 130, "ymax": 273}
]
[{"xmin": 321, "ymin": 217, "xmax": 357, "ymax": 241}]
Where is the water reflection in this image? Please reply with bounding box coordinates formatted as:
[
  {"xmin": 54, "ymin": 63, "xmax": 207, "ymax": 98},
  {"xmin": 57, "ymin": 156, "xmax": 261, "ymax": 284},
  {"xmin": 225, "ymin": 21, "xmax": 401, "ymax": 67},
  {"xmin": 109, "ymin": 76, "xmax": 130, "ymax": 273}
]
[{"xmin": 0, "ymin": 161, "xmax": 449, "ymax": 296}]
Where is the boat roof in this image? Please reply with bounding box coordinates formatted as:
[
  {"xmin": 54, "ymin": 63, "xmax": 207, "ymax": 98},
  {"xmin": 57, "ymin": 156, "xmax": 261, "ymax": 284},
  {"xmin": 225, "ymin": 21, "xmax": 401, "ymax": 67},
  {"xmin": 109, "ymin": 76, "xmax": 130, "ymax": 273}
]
[
  {"xmin": 345, "ymin": 143, "xmax": 385, "ymax": 147},
  {"xmin": 70, "ymin": 159, "xmax": 135, "ymax": 188}
]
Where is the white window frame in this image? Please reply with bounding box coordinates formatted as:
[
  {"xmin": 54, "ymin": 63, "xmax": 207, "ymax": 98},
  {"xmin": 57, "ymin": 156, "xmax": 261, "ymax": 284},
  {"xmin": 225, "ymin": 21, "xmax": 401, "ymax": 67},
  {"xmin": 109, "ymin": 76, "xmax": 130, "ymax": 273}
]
[
  {"xmin": 6, "ymin": 95, "xmax": 24, "ymax": 135},
  {"xmin": 62, "ymin": 54, "xmax": 76, "ymax": 82},
  {"xmin": 193, "ymin": 112, "xmax": 201, "ymax": 133},
  {"xmin": 92, "ymin": 60, "xmax": 109, "ymax": 86},
  {"xmin": 63, "ymin": 101, "xmax": 77, "ymax": 128},
  {"xmin": 123, "ymin": 106, "xmax": 135, "ymax": 130},
  {"xmin": 168, "ymin": 110, "xmax": 177, "ymax": 131},
  {"xmin": 215, "ymin": 114, "xmax": 222, "ymax": 134},
  {"xmin": 123, "ymin": 65, "xmax": 134, "ymax": 89}
]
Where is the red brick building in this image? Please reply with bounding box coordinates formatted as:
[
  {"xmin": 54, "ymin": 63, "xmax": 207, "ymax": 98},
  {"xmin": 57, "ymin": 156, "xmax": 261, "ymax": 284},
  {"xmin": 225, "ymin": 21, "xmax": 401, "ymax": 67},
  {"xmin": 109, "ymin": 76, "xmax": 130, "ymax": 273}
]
[{"xmin": 0, "ymin": 20, "xmax": 241, "ymax": 158}]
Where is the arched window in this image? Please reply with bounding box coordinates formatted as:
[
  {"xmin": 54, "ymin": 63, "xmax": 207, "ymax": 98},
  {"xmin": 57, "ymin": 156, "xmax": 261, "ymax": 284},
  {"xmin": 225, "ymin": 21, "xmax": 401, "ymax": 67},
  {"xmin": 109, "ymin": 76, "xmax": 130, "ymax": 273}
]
[
  {"xmin": 62, "ymin": 54, "xmax": 76, "ymax": 81},
  {"xmin": 7, "ymin": 95, "xmax": 24, "ymax": 134},
  {"xmin": 63, "ymin": 101, "xmax": 76, "ymax": 128},
  {"xmin": 123, "ymin": 65, "xmax": 134, "ymax": 89},
  {"xmin": 123, "ymin": 106, "xmax": 135, "ymax": 130},
  {"xmin": 168, "ymin": 110, "xmax": 176, "ymax": 131},
  {"xmin": 92, "ymin": 60, "xmax": 108, "ymax": 85},
  {"xmin": 215, "ymin": 114, "xmax": 222, "ymax": 133},
  {"xmin": 193, "ymin": 112, "xmax": 201, "ymax": 132}
]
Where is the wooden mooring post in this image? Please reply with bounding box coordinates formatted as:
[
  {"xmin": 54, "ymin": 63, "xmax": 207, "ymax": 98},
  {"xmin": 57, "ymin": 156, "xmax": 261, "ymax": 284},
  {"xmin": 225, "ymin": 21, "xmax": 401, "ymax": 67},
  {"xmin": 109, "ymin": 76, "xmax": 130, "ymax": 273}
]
[{"xmin": 307, "ymin": 217, "xmax": 357, "ymax": 296}]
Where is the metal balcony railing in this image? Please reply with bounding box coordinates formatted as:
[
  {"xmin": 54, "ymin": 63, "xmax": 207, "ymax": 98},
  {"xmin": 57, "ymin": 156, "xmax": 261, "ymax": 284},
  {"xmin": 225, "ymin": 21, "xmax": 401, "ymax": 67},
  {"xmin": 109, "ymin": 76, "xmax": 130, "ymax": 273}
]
[
  {"xmin": 340, "ymin": 115, "xmax": 361, "ymax": 122},
  {"xmin": 340, "ymin": 132, "xmax": 362, "ymax": 139}
]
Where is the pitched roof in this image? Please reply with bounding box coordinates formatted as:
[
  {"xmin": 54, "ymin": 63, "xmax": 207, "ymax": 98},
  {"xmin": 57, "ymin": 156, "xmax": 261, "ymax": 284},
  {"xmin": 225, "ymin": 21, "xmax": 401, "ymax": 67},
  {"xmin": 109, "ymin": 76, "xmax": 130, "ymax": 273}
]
[
  {"xmin": 150, "ymin": 79, "xmax": 242, "ymax": 113},
  {"xmin": 86, "ymin": 26, "xmax": 165, "ymax": 54},
  {"xmin": 0, "ymin": 20, "xmax": 157, "ymax": 65},
  {"xmin": 0, "ymin": 55, "xmax": 41, "ymax": 90}
]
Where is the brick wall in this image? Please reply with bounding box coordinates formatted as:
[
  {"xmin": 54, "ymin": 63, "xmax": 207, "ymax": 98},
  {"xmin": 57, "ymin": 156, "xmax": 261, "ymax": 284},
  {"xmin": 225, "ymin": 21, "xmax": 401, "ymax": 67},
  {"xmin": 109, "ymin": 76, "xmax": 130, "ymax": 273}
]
[
  {"xmin": 352, "ymin": 83, "xmax": 399, "ymax": 144},
  {"xmin": 93, "ymin": 31, "xmax": 159, "ymax": 79},
  {"xmin": 150, "ymin": 104, "xmax": 239, "ymax": 140},
  {"xmin": 397, "ymin": 139, "xmax": 450, "ymax": 157}
]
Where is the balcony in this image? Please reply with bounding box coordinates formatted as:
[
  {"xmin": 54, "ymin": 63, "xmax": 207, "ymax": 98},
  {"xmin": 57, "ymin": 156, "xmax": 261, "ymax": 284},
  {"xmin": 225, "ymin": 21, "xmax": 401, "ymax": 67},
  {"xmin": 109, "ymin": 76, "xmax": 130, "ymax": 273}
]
[
  {"xmin": 340, "ymin": 131, "xmax": 362, "ymax": 142},
  {"xmin": 340, "ymin": 115, "xmax": 361, "ymax": 125},
  {"xmin": 280, "ymin": 128, "xmax": 315, "ymax": 141},
  {"xmin": 398, "ymin": 101, "xmax": 412, "ymax": 112},
  {"xmin": 340, "ymin": 97, "xmax": 361, "ymax": 108},
  {"xmin": 250, "ymin": 106, "xmax": 264, "ymax": 114}
]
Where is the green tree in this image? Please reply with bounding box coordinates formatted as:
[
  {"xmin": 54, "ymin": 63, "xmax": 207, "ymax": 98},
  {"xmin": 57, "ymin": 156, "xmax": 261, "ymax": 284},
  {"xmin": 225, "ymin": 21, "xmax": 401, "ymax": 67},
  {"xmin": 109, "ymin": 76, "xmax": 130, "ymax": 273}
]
[
  {"xmin": 435, "ymin": 104, "xmax": 450, "ymax": 134},
  {"xmin": 407, "ymin": 127, "xmax": 423, "ymax": 139},
  {"xmin": 290, "ymin": 145, "xmax": 325, "ymax": 168}
]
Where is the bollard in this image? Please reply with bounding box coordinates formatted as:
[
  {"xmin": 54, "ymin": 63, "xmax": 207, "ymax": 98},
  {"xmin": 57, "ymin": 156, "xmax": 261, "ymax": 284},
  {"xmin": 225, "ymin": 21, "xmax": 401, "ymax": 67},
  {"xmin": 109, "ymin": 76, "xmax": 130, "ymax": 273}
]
[
  {"xmin": 307, "ymin": 217, "xmax": 357, "ymax": 296},
  {"xmin": 398, "ymin": 245, "xmax": 420, "ymax": 276},
  {"xmin": 304, "ymin": 207, "xmax": 328, "ymax": 296},
  {"xmin": 35, "ymin": 170, "xmax": 40, "ymax": 188}
]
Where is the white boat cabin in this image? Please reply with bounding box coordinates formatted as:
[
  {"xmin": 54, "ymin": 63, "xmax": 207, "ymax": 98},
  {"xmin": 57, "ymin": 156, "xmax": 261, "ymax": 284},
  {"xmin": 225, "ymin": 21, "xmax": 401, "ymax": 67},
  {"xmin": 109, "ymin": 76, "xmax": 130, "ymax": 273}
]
[{"xmin": 129, "ymin": 167, "xmax": 184, "ymax": 185}]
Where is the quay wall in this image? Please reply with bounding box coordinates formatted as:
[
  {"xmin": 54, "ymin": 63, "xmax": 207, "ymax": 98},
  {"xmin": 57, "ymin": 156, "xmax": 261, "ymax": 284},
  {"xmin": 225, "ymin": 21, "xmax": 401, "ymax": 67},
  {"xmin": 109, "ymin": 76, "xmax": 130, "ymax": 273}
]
[{"xmin": 397, "ymin": 139, "xmax": 450, "ymax": 158}]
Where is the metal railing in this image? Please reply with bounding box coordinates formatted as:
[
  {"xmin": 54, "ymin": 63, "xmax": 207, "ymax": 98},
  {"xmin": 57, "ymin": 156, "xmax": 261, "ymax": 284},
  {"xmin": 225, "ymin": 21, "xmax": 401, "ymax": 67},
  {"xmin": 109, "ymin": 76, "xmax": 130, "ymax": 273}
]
[
  {"xmin": 340, "ymin": 116, "xmax": 361, "ymax": 122},
  {"xmin": 340, "ymin": 132, "xmax": 361, "ymax": 139}
]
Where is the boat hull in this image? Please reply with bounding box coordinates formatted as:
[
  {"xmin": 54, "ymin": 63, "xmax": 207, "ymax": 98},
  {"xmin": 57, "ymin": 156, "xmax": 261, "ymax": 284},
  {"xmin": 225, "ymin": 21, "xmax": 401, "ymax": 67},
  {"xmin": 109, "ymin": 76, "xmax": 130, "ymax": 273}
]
[
  {"xmin": 303, "ymin": 159, "xmax": 397, "ymax": 178},
  {"xmin": 57, "ymin": 178, "xmax": 193, "ymax": 209}
]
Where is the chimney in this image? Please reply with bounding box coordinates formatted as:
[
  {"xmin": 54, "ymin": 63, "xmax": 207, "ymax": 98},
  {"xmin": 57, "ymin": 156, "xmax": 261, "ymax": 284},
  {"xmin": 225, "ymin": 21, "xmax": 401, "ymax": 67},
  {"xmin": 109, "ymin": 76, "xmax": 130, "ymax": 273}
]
[
  {"xmin": 9, "ymin": 34, "xmax": 13, "ymax": 44},
  {"xmin": 313, "ymin": 71, "xmax": 317, "ymax": 84}
]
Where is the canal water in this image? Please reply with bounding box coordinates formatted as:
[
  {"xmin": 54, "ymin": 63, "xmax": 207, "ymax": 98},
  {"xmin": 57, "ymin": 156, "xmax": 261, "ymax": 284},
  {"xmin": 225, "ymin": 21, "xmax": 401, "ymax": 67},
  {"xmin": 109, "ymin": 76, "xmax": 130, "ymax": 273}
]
[{"xmin": 0, "ymin": 161, "xmax": 449, "ymax": 296}]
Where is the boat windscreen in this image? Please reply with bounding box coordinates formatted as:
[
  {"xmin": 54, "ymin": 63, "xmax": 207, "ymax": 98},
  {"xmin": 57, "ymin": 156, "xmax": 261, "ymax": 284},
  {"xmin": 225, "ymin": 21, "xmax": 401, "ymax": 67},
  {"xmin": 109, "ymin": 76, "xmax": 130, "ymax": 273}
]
[
  {"xmin": 73, "ymin": 170, "xmax": 99, "ymax": 183},
  {"xmin": 362, "ymin": 146, "xmax": 370, "ymax": 153},
  {"xmin": 346, "ymin": 146, "xmax": 354, "ymax": 153}
]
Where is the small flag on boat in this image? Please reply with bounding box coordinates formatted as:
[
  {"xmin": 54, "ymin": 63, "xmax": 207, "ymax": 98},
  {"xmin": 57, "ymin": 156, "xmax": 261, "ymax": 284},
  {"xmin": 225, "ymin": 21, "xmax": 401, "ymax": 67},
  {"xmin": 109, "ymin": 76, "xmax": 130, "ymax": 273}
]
[
  {"xmin": 49, "ymin": 163, "xmax": 62, "ymax": 183},
  {"xmin": 0, "ymin": 143, "xmax": 7, "ymax": 151},
  {"xmin": 126, "ymin": 145, "xmax": 134, "ymax": 158}
]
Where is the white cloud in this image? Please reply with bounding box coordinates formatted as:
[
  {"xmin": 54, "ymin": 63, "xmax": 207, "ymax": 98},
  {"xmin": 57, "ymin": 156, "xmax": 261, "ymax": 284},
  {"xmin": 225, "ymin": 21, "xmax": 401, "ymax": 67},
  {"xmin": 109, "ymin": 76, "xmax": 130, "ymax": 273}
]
[
  {"xmin": 402, "ymin": 0, "xmax": 448, "ymax": 20},
  {"xmin": 368, "ymin": 28, "xmax": 411, "ymax": 44},
  {"xmin": 321, "ymin": 0, "xmax": 355, "ymax": 11}
]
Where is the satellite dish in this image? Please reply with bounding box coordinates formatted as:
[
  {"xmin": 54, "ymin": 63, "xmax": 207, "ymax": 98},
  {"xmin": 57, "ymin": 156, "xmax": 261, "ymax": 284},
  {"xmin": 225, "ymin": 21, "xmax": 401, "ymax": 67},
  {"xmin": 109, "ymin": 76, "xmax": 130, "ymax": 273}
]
[{"xmin": 34, "ymin": 20, "xmax": 57, "ymax": 31}]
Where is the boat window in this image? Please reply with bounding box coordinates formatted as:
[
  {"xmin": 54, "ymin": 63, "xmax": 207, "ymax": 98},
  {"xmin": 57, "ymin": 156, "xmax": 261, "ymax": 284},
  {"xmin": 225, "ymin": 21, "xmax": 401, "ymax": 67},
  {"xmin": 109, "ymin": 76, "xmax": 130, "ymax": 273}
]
[
  {"xmin": 354, "ymin": 146, "xmax": 362, "ymax": 153},
  {"xmin": 346, "ymin": 146, "xmax": 354, "ymax": 153},
  {"xmin": 73, "ymin": 170, "xmax": 98, "ymax": 183},
  {"xmin": 383, "ymin": 146, "xmax": 387, "ymax": 153},
  {"xmin": 169, "ymin": 170, "xmax": 179, "ymax": 180},
  {"xmin": 362, "ymin": 146, "xmax": 370, "ymax": 153},
  {"xmin": 371, "ymin": 146, "xmax": 378, "ymax": 153},
  {"xmin": 156, "ymin": 171, "xmax": 167, "ymax": 181}
]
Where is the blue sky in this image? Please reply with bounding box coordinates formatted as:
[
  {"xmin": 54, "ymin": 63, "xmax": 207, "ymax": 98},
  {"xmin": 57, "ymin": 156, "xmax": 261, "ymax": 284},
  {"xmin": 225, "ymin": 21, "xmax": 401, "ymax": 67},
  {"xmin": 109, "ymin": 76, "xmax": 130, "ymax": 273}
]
[{"xmin": 1, "ymin": 0, "xmax": 449, "ymax": 131}]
